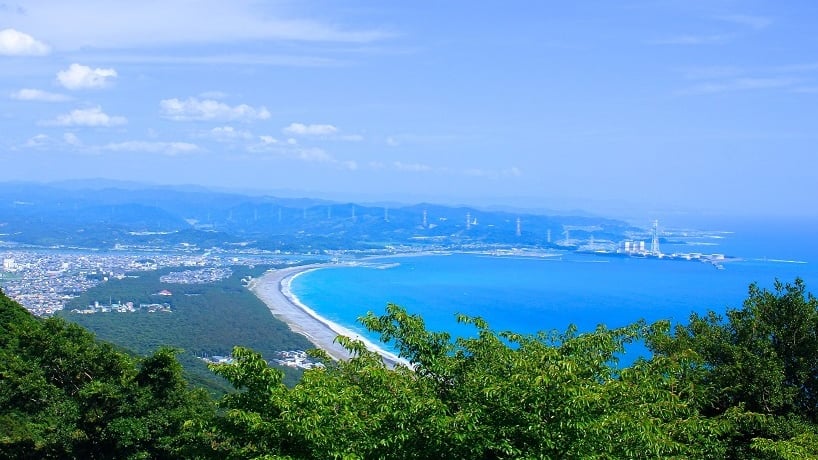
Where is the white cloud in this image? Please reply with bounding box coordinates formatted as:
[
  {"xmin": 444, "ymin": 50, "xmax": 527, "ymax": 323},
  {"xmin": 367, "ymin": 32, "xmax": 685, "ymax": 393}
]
[
  {"xmin": 280, "ymin": 122, "xmax": 362, "ymax": 141},
  {"xmin": 290, "ymin": 148, "xmax": 358, "ymax": 170},
  {"xmin": 0, "ymin": 28, "xmax": 50, "ymax": 55},
  {"xmin": 248, "ymin": 139, "xmax": 356, "ymax": 170},
  {"xmin": 293, "ymin": 147, "xmax": 333, "ymax": 162},
  {"xmin": 24, "ymin": 133, "xmax": 49, "ymax": 148},
  {"xmin": 208, "ymin": 126, "xmax": 253, "ymax": 141},
  {"xmin": 57, "ymin": 63, "xmax": 118, "ymax": 90},
  {"xmin": 283, "ymin": 122, "xmax": 339, "ymax": 136},
  {"xmin": 286, "ymin": 138, "xmax": 298, "ymax": 145},
  {"xmin": 0, "ymin": 2, "xmax": 389, "ymax": 51},
  {"xmin": 63, "ymin": 132, "xmax": 82, "ymax": 146},
  {"xmin": 10, "ymin": 88, "xmax": 71, "ymax": 102},
  {"xmin": 49, "ymin": 106, "xmax": 127, "ymax": 127},
  {"xmin": 393, "ymin": 161, "xmax": 433, "ymax": 172},
  {"xmin": 381, "ymin": 133, "xmax": 461, "ymax": 145},
  {"xmin": 103, "ymin": 141, "xmax": 199, "ymax": 155},
  {"xmin": 23, "ymin": 132, "xmax": 196, "ymax": 155},
  {"xmin": 160, "ymin": 97, "xmax": 271, "ymax": 122}
]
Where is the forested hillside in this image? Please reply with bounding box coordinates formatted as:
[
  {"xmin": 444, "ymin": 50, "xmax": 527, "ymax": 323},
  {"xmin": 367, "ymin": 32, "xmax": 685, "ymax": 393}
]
[
  {"xmin": 0, "ymin": 289, "xmax": 213, "ymax": 458},
  {"xmin": 4, "ymin": 281, "xmax": 818, "ymax": 458},
  {"xmin": 61, "ymin": 265, "xmax": 313, "ymax": 391}
]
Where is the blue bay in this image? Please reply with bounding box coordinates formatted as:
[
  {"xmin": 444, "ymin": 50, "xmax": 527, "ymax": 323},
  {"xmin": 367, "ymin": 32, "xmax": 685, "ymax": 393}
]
[{"xmin": 292, "ymin": 219, "xmax": 818, "ymax": 353}]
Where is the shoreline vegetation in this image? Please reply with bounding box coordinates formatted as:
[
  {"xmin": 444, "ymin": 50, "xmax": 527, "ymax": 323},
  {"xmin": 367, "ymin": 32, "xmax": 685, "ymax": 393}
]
[{"xmin": 249, "ymin": 263, "xmax": 408, "ymax": 367}]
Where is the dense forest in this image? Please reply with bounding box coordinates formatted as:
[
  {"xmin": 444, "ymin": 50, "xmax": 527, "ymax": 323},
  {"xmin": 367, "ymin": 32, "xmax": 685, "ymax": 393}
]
[{"xmin": 3, "ymin": 280, "xmax": 818, "ymax": 458}]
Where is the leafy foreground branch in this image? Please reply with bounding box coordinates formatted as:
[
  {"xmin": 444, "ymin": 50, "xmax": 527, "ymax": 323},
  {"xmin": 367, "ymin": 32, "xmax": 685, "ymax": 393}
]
[
  {"xmin": 207, "ymin": 279, "xmax": 818, "ymax": 459},
  {"xmin": 4, "ymin": 279, "xmax": 818, "ymax": 458}
]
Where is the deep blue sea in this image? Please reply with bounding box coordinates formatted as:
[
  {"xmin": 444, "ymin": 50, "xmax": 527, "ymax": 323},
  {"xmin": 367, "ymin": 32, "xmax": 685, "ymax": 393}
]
[{"xmin": 291, "ymin": 217, "xmax": 818, "ymax": 355}]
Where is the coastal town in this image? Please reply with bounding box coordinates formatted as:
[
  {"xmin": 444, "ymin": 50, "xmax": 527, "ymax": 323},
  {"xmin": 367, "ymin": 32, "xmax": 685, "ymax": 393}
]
[
  {"xmin": 0, "ymin": 225, "xmax": 738, "ymax": 381},
  {"xmin": 0, "ymin": 249, "xmax": 302, "ymax": 316},
  {"xmin": 0, "ymin": 221, "xmax": 733, "ymax": 318}
]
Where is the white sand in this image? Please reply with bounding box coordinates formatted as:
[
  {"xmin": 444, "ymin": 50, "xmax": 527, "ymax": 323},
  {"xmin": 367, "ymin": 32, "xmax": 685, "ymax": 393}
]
[{"xmin": 249, "ymin": 264, "xmax": 408, "ymax": 367}]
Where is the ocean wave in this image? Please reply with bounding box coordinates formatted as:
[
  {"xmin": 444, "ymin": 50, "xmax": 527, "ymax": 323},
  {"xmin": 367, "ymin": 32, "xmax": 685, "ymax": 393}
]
[
  {"xmin": 761, "ymin": 258, "xmax": 808, "ymax": 264},
  {"xmin": 362, "ymin": 262, "xmax": 401, "ymax": 270}
]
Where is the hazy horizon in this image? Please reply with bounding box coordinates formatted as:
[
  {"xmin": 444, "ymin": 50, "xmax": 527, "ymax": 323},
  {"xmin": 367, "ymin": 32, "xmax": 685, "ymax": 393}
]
[{"xmin": 3, "ymin": 2, "xmax": 817, "ymax": 219}]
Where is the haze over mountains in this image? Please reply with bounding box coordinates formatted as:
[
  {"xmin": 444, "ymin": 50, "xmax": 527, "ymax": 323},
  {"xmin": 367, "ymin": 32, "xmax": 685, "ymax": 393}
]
[{"xmin": 0, "ymin": 181, "xmax": 632, "ymax": 251}]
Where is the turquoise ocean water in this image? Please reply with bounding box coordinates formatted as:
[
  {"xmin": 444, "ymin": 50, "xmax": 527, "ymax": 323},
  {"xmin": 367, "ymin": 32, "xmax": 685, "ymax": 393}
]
[{"xmin": 291, "ymin": 218, "xmax": 818, "ymax": 354}]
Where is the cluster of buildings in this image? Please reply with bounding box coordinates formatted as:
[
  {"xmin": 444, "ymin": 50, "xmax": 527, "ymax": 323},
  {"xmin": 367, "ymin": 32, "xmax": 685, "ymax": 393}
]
[
  {"xmin": 0, "ymin": 249, "xmax": 284, "ymax": 316},
  {"xmin": 70, "ymin": 300, "xmax": 172, "ymax": 315},
  {"xmin": 271, "ymin": 350, "xmax": 325, "ymax": 370},
  {"xmin": 200, "ymin": 351, "xmax": 324, "ymax": 370},
  {"xmin": 0, "ymin": 251, "xmax": 141, "ymax": 315},
  {"xmin": 159, "ymin": 267, "xmax": 233, "ymax": 284},
  {"xmin": 198, "ymin": 355, "xmax": 234, "ymax": 365},
  {"xmin": 612, "ymin": 222, "xmax": 728, "ymax": 268}
]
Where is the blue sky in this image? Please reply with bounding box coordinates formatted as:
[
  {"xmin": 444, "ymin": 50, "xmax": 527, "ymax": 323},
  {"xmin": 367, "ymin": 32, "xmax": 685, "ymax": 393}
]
[{"xmin": 1, "ymin": 1, "xmax": 817, "ymax": 217}]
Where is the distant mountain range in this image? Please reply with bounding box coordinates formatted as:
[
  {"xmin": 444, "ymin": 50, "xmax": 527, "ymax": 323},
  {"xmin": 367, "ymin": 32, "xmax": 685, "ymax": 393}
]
[{"xmin": 0, "ymin": 181, "xmax": 637, "ymax": 251}]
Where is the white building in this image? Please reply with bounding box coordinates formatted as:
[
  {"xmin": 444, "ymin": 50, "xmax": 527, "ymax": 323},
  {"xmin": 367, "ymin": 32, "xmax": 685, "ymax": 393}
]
[{"xmin": 2, "ymin": 258, "xmax": 16, "ymax": 271}]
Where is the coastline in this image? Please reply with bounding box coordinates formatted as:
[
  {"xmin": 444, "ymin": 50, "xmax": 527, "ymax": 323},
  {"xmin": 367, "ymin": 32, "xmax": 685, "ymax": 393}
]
[
  {"xmin": 248, "ymin": 250, "xmax": 560, "ymax": 367},
  {"xmin": 249, "ymin": 264, "xmax": 408, "ymax": 367},
  {"xmin": 247, "ymin": 249, "xmax": 606, "ymax": 369}
]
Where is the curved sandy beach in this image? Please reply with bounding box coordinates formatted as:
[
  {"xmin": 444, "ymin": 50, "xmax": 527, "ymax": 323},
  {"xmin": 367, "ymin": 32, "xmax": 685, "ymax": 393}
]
[{"xmin": 248, "ymin": 264, "xmax": 407, "ymax": 367}]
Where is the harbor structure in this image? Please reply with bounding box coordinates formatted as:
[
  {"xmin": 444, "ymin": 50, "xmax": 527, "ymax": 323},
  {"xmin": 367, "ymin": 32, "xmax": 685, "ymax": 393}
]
[{"xmin": 651, "ymin": 220, "xmax": 660, "ymax": 256}]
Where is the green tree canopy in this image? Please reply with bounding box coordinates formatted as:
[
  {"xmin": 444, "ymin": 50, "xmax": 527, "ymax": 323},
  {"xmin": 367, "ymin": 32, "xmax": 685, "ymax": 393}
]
[
  {"xmin": 207, "ymin": 280, "xmax": 818, "ymax": 459},
  {"xmin": 0, "ymin": 290, "xmax": 214, "ymax": 459},
  {"xmin": 648, "ymin": 278, "xmax": 818, "ymax": 458},
  {"xmin": 6, "ymin": 279, "xmax": 818, "ymax": 459}
]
